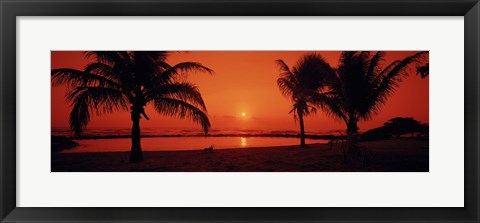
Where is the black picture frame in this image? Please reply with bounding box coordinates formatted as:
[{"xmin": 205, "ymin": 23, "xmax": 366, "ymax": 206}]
[{"xmin": 1, "ymin": 0, "xmax": 479, "ymax": 222}]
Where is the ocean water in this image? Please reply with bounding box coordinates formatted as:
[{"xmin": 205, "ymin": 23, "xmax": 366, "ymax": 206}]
[
  {"xmin": 61, "ymin": 136, "xmax": 330, "ymax": 153},
  {"xmin": 53, "ymin": 128, "xmax": 336, "ymax": 153},
  {"xmin": 51, "ymin": 128, "xmax": 341, "ymax": 137}
]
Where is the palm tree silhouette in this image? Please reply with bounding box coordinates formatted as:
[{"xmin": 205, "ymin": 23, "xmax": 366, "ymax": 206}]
[
  {"xmin": 52, "ymin": 51, "xmax": 213, "ymax": 162},
  {"xmin": 416, "ymin": 63, "xmax": 429, "ymax": 78},
  {"xmin": 314, "ymin": 51, "xmax": 428, "ymax": 151},
  {"xmin": 276, "ymin": 54, "xmax": 334, "ymax": 147}
]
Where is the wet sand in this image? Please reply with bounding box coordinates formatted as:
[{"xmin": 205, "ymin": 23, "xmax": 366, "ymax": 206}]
[{"xmin": 51, "ymin": 139, "xmax": 428, "ymax": 172}]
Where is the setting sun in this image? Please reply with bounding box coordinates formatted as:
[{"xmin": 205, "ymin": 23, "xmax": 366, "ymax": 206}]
[{"xmin": 242, "ymin": 112, "xmax": 246, "ymax": 117}]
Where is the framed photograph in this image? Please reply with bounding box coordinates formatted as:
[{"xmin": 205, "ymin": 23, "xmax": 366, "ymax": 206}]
[
  {"xmin": 50, "ymin": 50, "xmax": 430, "ymax": 172},
  {"xmin": 1, "ymin": 0, "xmax": 479, "ymax": 222}
]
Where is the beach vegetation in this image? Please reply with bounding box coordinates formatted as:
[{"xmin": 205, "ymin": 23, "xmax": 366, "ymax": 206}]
[
  {"xmin": 51, "ymin": 51, "xmax": 213, "ymax": 162},
  {"xmin": 276, "ymin": 54, "xmax": 334, "ymax": 147}
]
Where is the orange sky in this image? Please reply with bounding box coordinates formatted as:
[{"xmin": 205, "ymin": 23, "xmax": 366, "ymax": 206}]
[{"xmin": 51, "ymin": 51, "xmax": 428, "ymax": 134}]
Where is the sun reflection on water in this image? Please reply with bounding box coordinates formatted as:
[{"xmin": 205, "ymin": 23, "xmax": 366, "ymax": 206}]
[{"xmin": 240, "ymin": 137, "xmax": 247, "ymax": 147}]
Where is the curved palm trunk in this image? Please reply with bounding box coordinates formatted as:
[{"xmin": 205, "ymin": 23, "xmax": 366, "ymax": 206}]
[
  {"xmin": 130, "ymin": 108, "xmax": 144, "ymax": 163},
  {"xmin": 299, "ymin": 112, "xmax": 306, "ymax": 147}
]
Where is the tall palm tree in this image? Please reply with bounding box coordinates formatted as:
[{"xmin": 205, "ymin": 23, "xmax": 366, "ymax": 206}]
[
  {"xmin": 52, "ymin": 51, "xmax": 213, "ymax": 162},
  {"xmin": 314, "ymin": 51, "xmax": 428, "ymax": 151},
  {"xmin": 276, "ymin": 54, "xmax": 334, "ymax": 147}
]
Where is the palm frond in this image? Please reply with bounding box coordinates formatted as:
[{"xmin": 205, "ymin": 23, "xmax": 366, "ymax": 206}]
[
  {"xmin": 275, "ymin": 59, "xmax": 296, "ymax": 81},
  {"xmin": 85, "ymin": 51, "xmax": 131, "ymax": 66},
  {"xmin": 367, "ymin": 51, "xmax": 385, "ymax": 81},
  {"xmin": 159, "ymin": 62, "xmax": 213, "ymax": 83},
  {"xmin": 289, "ymin": 106, "xmax": 299, "ymax": 123},
  {"xmin": 147, "ymin": 82, "xmax": 207, "ymax": 111},
  {"xmin": 83, "ymin": 51, "xmax": 136, "ymax": 89},
  {"xmin": 69, "ymin": 93, "xmax": 90, "ymax": 136},
  {"xmin": 145, "ymin": 51, "xmax": 170, "ymax": 62},
  {"xmin": 83, "ymin": 62, "xmax": 122, "ymax": 84},
  {"xmin": 51, "ymin": 68, "xmax": 122, "ymax": 90},
  {"xmin": 277, "ymin": 77, "xmax": 297, "ymax": 99},
  {"xmin": 66, "ymin": 86, "xmax": 130, "ymax": 135},
  {"xmin": 153, "ymin": 98, "xmax": 211, "ymax": 134},
  {"xmin": 339, "ymin": 51, "xmax": 356, "ymax": 69},
  {"xmin": 416, "ymin": 63, "xmax": 429, "ymax": 78},
  {"xmin": 374, "ymin": 51, "xmax": 428, "ymax": 110},
  {"xmin": 311, "ymin": 91, "xmax": 347, "ymax": 122},
  {"xmin": 295, "ymin": 54, "xmax": 336, "ymax": 89}
]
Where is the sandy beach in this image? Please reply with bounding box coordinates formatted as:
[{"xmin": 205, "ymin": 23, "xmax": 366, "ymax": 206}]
[{"xmin": 51, "ymin": 139, "xmax": 428, "ymax": 172}]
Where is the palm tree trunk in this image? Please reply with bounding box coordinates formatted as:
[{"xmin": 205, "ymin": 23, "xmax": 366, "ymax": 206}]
[
  {"xmin": 130, "ymin": 109, "xmax": 143, "ymax": 163},
  {"xmin": 299, "ymin": 113, "xmax": 306, "ymax": 147},
  {"xmin": 346, "ymin": 119, "xmax": 359, "ymax": 153}
]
